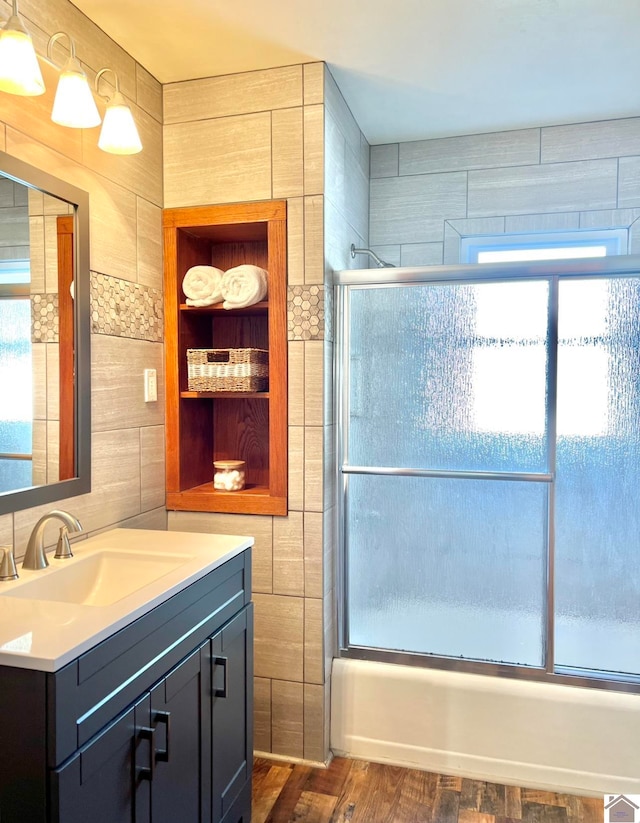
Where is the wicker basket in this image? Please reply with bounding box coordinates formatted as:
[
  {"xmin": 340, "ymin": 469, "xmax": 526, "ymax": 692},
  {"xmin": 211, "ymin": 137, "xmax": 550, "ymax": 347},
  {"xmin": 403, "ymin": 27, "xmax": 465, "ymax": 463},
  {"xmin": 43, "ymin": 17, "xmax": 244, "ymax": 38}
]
[{"xmin": 187, "ymin": 348, "xmax": 269, "ymax": 392}]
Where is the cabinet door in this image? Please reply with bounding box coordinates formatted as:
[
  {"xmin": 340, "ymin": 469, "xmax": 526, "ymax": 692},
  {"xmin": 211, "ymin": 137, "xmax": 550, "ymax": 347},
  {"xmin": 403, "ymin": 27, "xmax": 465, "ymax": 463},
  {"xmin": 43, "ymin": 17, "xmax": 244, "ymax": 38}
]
[
  {"xmin": 209, "ymin": 604, "xmax": 253, "ymax": 823},
  {"xmin": 52, "ymin": 705, "xmax": 137, "ymax": 823},
  {"xmin": 149, "ymin": 645, "xmax": 208, "ymax": 823}
]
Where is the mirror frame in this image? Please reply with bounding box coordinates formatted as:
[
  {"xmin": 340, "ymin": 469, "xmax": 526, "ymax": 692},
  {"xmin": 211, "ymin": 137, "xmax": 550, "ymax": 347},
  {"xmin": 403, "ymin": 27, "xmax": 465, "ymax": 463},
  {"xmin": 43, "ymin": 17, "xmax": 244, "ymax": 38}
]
[{"xmin": 0, "ymin": 150, "xmax": 91, "ymax": 515}]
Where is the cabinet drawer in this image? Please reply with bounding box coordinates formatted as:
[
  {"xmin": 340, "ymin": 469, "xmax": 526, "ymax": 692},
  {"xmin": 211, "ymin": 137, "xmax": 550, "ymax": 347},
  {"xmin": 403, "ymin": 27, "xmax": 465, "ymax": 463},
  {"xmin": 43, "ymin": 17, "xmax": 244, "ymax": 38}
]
[{"xmin": 47, "ymin": 550, "xmax": 250, "ymax": 767}]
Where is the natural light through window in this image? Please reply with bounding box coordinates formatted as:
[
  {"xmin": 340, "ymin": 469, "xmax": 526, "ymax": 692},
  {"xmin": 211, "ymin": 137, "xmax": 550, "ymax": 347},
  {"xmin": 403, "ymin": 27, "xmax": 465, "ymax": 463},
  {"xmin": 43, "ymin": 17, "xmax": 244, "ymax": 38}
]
[
  {"xmin": 557, "ymin": 346, "xmax": 609, "ymax": 436},
  {"xmin": 472, "ymin": 282, "xmax": 546, "ymax": 436},
  {"xmin": 472, "ymin": 279, "xmax": 610, "ymax": 437},
  {"xmin": 472, "ymin": 346, "xmax": 546, "ymax": 435},
  {"xmin": 477, "ymin": 246, "xmax": 608, "ymax": 263}
]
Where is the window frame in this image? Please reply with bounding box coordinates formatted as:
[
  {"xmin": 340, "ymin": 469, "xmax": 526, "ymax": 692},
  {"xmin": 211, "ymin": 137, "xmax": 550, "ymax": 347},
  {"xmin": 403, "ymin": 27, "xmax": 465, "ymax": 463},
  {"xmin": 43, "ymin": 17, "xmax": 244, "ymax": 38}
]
[{"xmin": 460, "ymin": 228, "xmax": 628, "ymax": 264}]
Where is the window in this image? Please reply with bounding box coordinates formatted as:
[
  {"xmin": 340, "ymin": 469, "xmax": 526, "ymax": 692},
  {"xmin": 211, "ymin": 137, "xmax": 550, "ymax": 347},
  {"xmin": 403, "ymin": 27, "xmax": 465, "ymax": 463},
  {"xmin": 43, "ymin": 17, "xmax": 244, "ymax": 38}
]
[
  {"xmin": 337, "ymin": 255, "xmax": 640, "ymax": 687},
  {"xmin": 461, "ymin": 229, "xmax": 627, "ymax": 264},
  {"xmin": 0, "ymin": 259, "xmax": 30, "ymax": 285}
]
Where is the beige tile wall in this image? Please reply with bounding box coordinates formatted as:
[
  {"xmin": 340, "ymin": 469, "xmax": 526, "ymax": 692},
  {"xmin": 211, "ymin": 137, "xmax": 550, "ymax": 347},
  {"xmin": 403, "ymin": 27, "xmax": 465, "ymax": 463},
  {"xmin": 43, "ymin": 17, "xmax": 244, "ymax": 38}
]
[
  {"xmin": 164, "ymin": 61, "xmax": 334, "ymax": 763},
  {"xmin": 324, "ymin": 68, "xmax": 370, "ymax": 278},
  {"xmin": 0, "ymin": 179, "xmax": 28, "ymax": 252},
  {"xmin": 3, "ymin": 18, "xmax": 363, "ymax": 764},
  {"xmin": 2, "ymin": 0, "xmax": 166, "ymax": 558},
  {"xmin": 370, "ymin": 116, "xmax": 640, "ymax": 265}
]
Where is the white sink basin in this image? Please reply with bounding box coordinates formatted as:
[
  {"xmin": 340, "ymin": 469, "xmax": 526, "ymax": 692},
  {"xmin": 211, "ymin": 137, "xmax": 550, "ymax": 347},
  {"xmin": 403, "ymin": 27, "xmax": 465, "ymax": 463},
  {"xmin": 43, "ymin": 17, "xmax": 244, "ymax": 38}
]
[
  {"xmin": 4, "ymin": 550, "xmax": 193, "ymax": 607},
  {"xmin": 0, "ymin": 528, "xmax": 254, "ymax": 671}
]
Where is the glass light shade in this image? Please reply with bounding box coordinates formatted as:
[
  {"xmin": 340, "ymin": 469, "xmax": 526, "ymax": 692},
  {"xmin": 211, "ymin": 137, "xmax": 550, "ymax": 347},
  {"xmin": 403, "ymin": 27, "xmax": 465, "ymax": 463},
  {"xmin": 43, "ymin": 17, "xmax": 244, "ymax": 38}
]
[
  {"xmin": 0, "ymin": 16, "xmax": 45, "ymax": 96},
  {"xmin": 51, "ymin": 57, "xmax": 101, "ymax": 128},
  {"xmin": 98, "ymin": 91, "xmax": 142, "ymax": 155}
]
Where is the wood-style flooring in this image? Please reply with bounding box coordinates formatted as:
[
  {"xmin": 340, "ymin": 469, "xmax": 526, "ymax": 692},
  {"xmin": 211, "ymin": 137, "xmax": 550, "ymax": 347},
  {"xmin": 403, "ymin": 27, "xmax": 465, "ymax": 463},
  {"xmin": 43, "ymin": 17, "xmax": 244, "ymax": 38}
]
[{"xmin": 251, "ymin": 757, "xmax": 603, "ymax": 823}]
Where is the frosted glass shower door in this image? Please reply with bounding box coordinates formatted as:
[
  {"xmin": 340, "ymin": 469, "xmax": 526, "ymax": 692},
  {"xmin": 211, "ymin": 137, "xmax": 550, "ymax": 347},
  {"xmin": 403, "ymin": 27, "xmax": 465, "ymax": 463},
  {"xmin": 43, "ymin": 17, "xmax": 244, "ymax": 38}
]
[
  {"xmin": 348, "ymin": 281, "xmax": 549, "ymax": 473},
  {"xmin": 0, "ymin": 298, "xmax": 32, "ymax": 493},
  {"xmin": 555, "ymin": 277, "xmax": 640, "ymax": 676},
  {"xmin": 347, "ymin": 474, "xmax": 548, "ymax": 665},
  {"xmin": 345, "ymin": 280, "xmax": 550, "ymax": 666}
]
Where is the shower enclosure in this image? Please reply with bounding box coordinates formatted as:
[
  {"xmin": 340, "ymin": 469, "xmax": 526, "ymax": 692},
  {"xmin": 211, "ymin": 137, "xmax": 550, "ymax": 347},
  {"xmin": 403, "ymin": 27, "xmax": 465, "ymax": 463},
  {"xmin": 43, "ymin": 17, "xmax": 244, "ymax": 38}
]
[{"xmin": 335, "ymin": 255, "xmax": 640, "ymax": 688}]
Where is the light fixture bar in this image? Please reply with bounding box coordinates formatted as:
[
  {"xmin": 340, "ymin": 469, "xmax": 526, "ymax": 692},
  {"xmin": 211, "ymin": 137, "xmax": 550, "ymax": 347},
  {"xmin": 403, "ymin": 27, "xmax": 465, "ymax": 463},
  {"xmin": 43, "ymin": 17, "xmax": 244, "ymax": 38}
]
[{"xmin": 0, "ymin": 5, "xmax": 142, "ymax": 156}]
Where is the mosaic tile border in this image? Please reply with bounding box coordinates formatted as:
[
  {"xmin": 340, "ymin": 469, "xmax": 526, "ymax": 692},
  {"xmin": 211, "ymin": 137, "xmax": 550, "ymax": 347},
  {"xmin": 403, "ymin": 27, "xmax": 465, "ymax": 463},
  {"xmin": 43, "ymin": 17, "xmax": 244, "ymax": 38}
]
[
  {"xmin": 90, "ymin": 272, "xmax": 163, "ymax": 343},
  {"xmin": 31, "ymin": 293, "xmax": 59, "ymax": 343},
  {"xmin": 288, "ymin": 284, "xmax": 324, "ymax": 341},
  {"xmin": 88, "ymin": 277, "xmax": 322, "ymax": 342}
]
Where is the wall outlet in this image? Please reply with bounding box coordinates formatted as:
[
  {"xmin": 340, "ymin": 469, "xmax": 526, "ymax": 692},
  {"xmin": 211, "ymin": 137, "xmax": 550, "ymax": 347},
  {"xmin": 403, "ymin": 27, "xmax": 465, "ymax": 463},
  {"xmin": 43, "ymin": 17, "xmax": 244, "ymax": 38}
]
[{"xmin": 144, "ymin": 368, "xmax": 157, "ymax": 402}]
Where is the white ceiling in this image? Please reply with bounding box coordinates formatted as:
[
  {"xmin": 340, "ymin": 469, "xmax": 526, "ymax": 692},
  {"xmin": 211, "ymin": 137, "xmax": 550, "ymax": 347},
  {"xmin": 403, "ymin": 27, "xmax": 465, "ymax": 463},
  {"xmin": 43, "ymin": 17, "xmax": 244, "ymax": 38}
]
[{"xmin": 71, "ymin": 0, "xmax": 640, "ymax": 145}]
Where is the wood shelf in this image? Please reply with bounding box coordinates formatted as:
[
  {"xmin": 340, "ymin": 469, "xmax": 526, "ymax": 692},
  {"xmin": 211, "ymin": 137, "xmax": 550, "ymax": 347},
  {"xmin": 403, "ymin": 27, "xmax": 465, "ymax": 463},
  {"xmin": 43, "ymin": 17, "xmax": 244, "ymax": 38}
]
[
  {"xmin": 180, "ymin": 391, "xmax": 269, "ymax": 399},
  {"xmin": 179, "ymin": 301, "xmax": 268, "ymax": 315},
  {"xmin": 163, "ymin": 200, "xmax": 288, "ymax": 517},
  {"xmin": 166, "ymin": 482, "xmax": 287, "ymax": 516}
]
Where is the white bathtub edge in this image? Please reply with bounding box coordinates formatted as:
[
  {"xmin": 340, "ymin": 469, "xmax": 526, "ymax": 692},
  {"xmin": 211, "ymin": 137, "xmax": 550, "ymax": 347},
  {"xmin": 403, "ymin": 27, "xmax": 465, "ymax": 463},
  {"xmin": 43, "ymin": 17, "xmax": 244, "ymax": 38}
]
[{"xmin": 331, "ymin": 658, "xmax": 640, "ymax": 796}]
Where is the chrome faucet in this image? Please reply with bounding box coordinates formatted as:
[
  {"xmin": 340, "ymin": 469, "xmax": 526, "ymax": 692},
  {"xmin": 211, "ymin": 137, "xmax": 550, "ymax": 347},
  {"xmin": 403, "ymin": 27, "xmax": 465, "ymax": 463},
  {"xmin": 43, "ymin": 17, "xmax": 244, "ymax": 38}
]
[{"xmin": 23, "ymin": 510, "xmax": 83, "ymax": 571}]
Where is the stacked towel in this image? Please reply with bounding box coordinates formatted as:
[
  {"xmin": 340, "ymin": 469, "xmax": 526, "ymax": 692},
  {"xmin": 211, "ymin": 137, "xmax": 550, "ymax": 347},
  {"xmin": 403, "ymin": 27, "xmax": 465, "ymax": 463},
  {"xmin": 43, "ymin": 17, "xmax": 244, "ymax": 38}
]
[
  {"xmin": 182, "ymin": 265, "xmax": 224, "ymax": 307},
  {"xmin": 221, "ymin": 265, "xmax": 268, "ymax": 310}
]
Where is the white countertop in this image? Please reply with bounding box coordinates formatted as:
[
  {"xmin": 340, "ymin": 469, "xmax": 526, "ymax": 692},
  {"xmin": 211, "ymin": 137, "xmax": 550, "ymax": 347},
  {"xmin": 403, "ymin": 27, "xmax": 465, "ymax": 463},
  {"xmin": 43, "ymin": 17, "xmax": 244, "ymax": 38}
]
[{"xmin": 0, "ymin": 528, "xmax": 253, "ymax": 672}]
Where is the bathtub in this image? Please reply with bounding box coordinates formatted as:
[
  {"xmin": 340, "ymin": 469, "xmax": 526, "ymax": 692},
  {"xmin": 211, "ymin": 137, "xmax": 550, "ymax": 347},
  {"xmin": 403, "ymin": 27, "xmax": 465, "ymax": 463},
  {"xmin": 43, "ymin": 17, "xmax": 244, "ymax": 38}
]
[{"xmin": 331, "ymin": 657, "xmax": 640, "ymax": 795}]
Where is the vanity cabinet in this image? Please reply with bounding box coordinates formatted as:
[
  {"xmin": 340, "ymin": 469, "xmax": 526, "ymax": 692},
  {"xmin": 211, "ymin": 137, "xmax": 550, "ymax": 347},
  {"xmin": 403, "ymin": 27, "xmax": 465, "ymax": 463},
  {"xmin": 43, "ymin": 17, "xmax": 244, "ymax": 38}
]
[
  {"xmin": 0, "ymin": 549, "xmax": 253, "ymax": 823},
  {"xmin": 163, "ymin": 200, "xmax": 288, "ymax": 517}
]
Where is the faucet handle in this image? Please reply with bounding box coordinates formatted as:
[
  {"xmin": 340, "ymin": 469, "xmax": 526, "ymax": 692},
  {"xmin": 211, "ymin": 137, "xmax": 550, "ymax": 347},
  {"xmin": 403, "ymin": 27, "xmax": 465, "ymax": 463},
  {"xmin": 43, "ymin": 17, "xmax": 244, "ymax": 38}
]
[
  {"xmin": 54, "ymin": 526, "xmax": 74, "ymax": 560},
  {"xmin": 0, "ymin": 545, "xmax": 18, "ymax": 580}
]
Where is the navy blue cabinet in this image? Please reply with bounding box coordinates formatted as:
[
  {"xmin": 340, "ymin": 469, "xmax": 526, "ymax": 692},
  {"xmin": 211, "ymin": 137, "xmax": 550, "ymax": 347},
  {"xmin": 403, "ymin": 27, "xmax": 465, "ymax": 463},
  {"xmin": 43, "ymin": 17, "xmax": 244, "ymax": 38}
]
[
  {"xmin": 0, "ymin": 549, "xmax": 253, "ymax": 823},
  {"xmin": 147, "ymin": 646, "xmax": 204, "ymax": 822},
  {"xmin": 210, "ymin": 608, "xmax": 253, "ymax": 823},
  {"xmin": 52, "ymin": 703, "xmax": 139, "ymax": 823}
]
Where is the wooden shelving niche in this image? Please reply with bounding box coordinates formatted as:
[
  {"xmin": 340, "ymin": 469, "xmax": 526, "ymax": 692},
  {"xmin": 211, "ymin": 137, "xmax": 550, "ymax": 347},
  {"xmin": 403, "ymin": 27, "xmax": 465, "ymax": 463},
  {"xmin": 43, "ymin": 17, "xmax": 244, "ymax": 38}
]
[{"xmin": 163, "ymin": 200, "xmax": 288, "ymax": 516}]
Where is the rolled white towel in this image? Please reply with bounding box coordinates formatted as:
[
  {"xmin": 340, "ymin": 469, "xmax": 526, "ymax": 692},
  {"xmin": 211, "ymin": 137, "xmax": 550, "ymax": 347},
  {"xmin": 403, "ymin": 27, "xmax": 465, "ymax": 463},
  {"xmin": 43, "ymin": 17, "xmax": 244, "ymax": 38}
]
[
  {"xmin": 221, "ymin": 265, "xmax": 268, "ymax": 310},
  {"xmin": 182, "ymin": 265, "xmax": 224, "ymax": 307}
]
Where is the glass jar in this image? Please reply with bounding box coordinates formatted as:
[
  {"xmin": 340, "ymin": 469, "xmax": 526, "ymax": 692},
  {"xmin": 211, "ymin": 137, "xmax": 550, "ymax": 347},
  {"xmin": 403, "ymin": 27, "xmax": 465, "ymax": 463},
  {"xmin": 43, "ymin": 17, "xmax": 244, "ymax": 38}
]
[{"xmin": 213, "ymin": 460, "xmax": 246, "ymax": 491}]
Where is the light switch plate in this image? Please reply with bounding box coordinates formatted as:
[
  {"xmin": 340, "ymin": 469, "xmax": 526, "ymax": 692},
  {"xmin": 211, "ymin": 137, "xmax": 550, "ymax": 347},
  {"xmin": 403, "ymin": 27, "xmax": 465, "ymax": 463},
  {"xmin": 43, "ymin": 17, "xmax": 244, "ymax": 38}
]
[{"xmin": 144, "ymin": 368, "xmax": 157, "ymax": 402}]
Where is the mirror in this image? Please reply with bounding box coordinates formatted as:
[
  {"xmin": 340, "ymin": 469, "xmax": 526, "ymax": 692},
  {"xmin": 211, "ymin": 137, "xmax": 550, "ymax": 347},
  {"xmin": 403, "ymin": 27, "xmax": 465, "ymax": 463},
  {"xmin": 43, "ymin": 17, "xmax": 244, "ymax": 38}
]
[{"xmin": 0, "ymin": 151, "xmax": 90, "ymax": 515}]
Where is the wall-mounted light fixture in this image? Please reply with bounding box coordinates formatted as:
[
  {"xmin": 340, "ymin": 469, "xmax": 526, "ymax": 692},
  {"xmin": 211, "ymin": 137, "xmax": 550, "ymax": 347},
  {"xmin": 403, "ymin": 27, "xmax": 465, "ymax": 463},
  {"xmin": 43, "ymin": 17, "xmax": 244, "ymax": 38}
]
[
  {"xmin": 0, "ymin": 0, "xmax": 44, "ymax": 96},
  {"xmin": 95, "ymin": 68, "xmax": 143, "ymax": 155},
  {"xmin": 48, "ymin": 32, "xmax": 101, "ymax": 129},
  {"xmin": 0, "ymin": 5, "xmax": 143, "ymax": 155}
]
